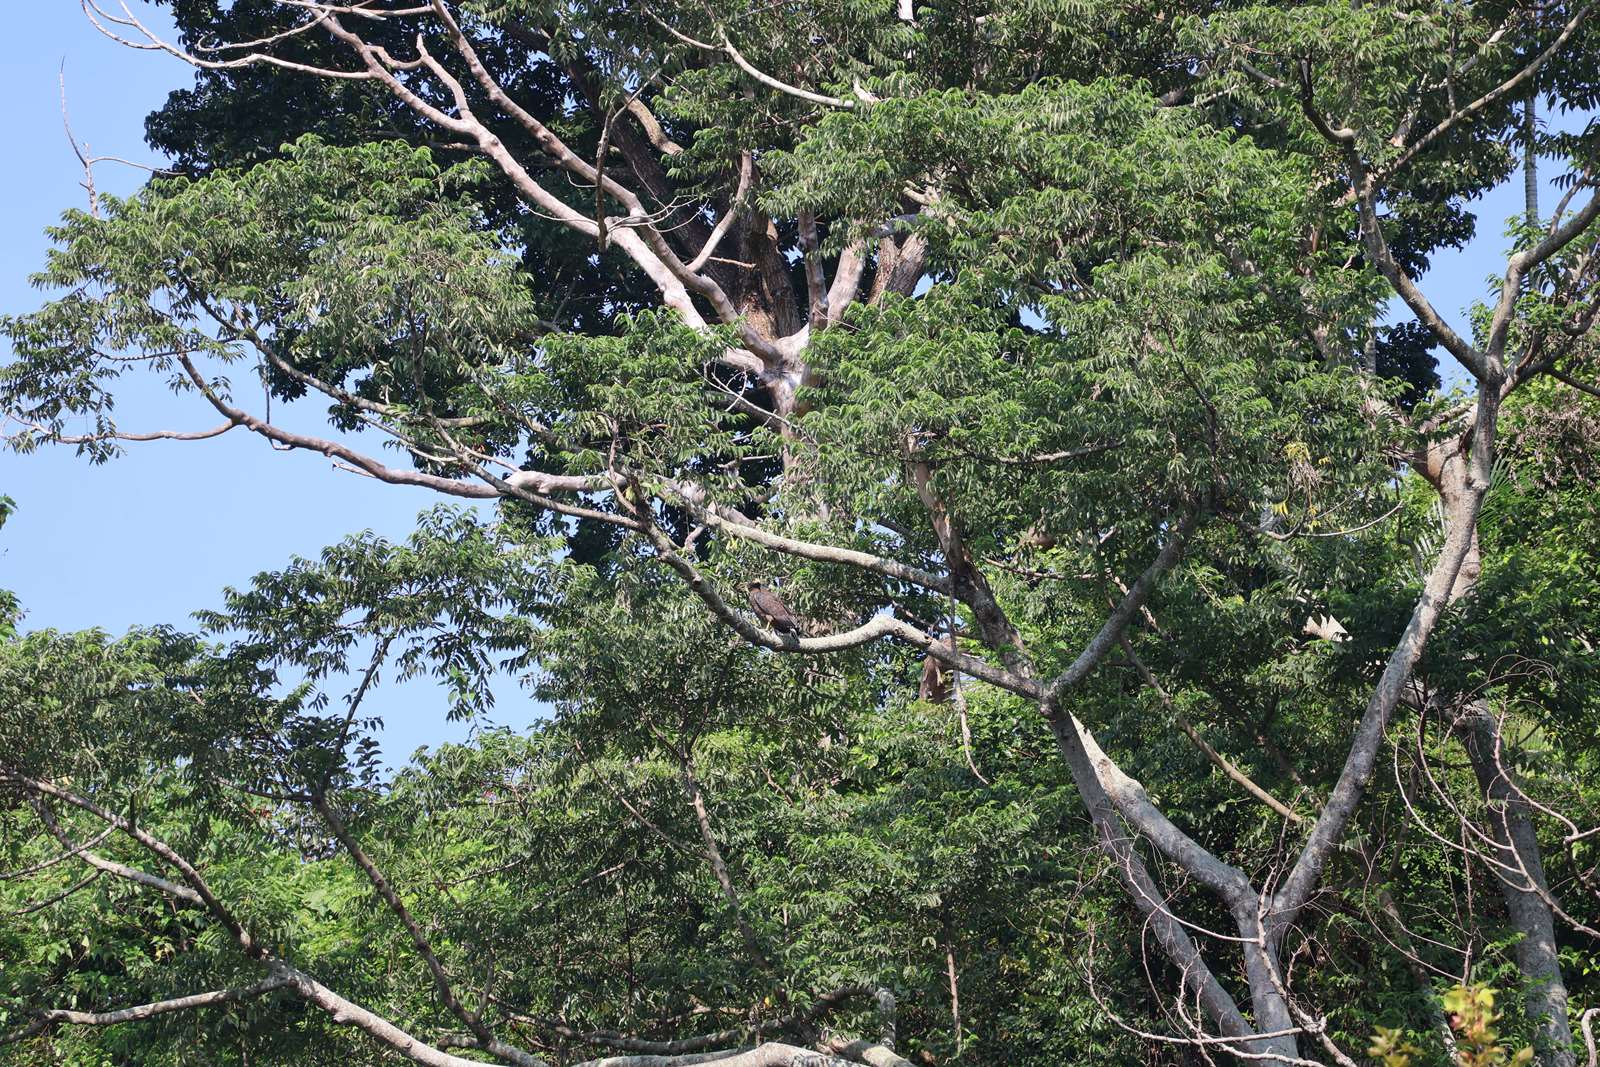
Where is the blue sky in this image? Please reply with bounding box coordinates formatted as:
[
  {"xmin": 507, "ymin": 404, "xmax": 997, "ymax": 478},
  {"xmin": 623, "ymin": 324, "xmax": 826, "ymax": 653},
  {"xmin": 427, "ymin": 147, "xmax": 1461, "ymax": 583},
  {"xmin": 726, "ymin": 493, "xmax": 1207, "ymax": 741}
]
[
  {"xmin": 0, "ymin": 4, "xmax": 1585, "ymax": 759},
  {"xmin": 0, "ymin": 3, "xmax": 531, "ymax": 759}
]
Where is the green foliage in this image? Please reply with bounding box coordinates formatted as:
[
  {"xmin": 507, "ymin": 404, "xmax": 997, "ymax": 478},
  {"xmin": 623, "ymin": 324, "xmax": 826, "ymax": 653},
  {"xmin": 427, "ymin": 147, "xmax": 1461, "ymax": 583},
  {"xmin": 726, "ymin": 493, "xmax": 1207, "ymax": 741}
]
[
  {"xmin": 0, "ymin": 137, "xmax": 534, "ymax": 462},
  {"xmin": 1370, "ymin": 985, "xmax": 1535, "ymax": 1067},
  {"xmin": 3, "ymin": 0, "xmax": 1600, "ymax": 1063}
]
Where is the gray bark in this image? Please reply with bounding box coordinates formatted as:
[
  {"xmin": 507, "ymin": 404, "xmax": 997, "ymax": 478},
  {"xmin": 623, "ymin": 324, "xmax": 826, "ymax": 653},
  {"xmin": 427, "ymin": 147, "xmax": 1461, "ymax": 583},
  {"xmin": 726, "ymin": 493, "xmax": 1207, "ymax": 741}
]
[
  {"xmin": 1274, "ymin": 397, "xmax": 1497, "ymax": 927},
  {"xmin": 1463, "ymin": 709, "xmax": 1576, "ymax": 1067},
  {"xmin": 1422, "ymin": 430, "xmax": 1576, "ymax": 1067},
  {"xmin": 1044, "ymin": 716, "xmax": 1262, "ymax": 1049},
  {"xmin": 572, "ymin": 1046, "xmax": 856, "ymax": 1067}
]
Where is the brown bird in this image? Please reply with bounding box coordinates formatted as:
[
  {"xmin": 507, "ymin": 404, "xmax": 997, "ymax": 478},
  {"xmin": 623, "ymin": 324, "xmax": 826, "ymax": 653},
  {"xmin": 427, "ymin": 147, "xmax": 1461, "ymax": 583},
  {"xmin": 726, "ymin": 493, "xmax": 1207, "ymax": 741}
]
[{"xmin": 745, "ymin": 580, "xmax": 799, "ymax": 634}]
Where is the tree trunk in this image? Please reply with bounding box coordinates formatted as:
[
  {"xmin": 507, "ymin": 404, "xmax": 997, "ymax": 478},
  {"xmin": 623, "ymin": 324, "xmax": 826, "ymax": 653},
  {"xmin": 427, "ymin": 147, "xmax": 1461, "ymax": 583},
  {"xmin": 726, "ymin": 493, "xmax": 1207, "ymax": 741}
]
[
  {"xmin": 1524, "ymin": 91, "xmax": 1540, "ymax": 228},
  {"xmin": 1426, "ymin": 442, "xmax": 1575, "ymax": 1067},
  {"xmin": 1463, "ymin": 707, "xmax": 1576, "ymax": 1067}
]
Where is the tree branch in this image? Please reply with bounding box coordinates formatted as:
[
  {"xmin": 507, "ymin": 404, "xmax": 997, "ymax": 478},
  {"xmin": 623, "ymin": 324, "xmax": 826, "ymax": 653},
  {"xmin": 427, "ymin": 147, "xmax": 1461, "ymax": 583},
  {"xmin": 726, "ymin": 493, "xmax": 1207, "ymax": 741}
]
[
  {"xmin": 569, "ymin": 1045, "xmax": 855, "ymax": 1067},
  {"xmin": 1548, "ymin": 367, "xmax": 1600, "ymax": 400},
  {"xmin": 1121, "ymin": 637, "xmax": 1306, "ymax": 825},
  {"xmin": 32, "ymin": 803, "xmax": 203, "ymax": 906},
  {"xmin": 1378, "ymin": 0, "xmax": 1597, "ymax": 185},
  {"xmin": 1042, "ymin": 510, "xmax": 1199, "ymax": 702},
  {"xmin": 1347, "ymin": 166, "xmax": 1490, "ymax": 380},
  {"xmin": 313, "ymin": 796, "xmax": 543, "ymax": 1067},
  {"xmin": 1275, "ymin": 401, "xmax": 1497, "ymax": 923},
  {"xmin": 679, "ymin": 756, "xmax": 776, "ymax": 976},
  {"xmin": 1, "ymin": 977, "xmax": 294, "ymax": 1046},
  {"xmin": 3, "ymin": 774, "xmax": 547, "ymax": 1067}
]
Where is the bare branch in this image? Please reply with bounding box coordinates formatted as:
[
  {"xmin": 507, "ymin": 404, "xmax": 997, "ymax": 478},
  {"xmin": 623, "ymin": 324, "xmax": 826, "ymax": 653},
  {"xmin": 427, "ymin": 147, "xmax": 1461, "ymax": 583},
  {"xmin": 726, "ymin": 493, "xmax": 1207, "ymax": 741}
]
[
  {"xmin": 23, "ymin": 418, "xmax": 241, "ymax": 445},
  {"xmin": 4, "ymin": 777, "xmax": 548, "ymax": 1067},
  {"xmin": 569, "ymin": 1045, "xmax": 856, "ymax": 1067},
  {"xmin": 647, "ymin": 9, "xmax": 856, "ymax": 110},
  {"xmin": 82, "ymin": 0, "xmax": 377, "ymax": 80},
  {"xmin": 511, "ymin": 985, "xmax": 890, "ymax": 1057},
  {"xmin": 1379, "ymin": 1, "xmax": 1597, "ymax": 185},
  {"xmin": 625, "ymin": 498, "xmax": 1031, "ymax": 695},
  {"xmin": 8, "ymin": 872, "xmax": 101, "ymax": 917},
  {"xmin": 175, "ymin": 353, "xmax": 601, "ymax": 500},
  {"xmin": 1121, "ymin": 637, "xmax": 1306, "ymax": 826},
  {"xmin": 718, "ymin": 31, "xmax": 855, "ymax": 110},
  {"xmin": 1042, "ymin": 715, "xmax": 1256, "ymax": 1042},
  {"xmin": 1, "ymin": 977, "xmax": 294, "ymax": 1046},
  {"xmin": 686, "ymin": 153, "xmax": 754, "ymax": 273},
  {"xmin": 314, "ymin": 796, "xmax": 544, "ymax": 1067},
  {"xmin": 1488, "ymin": 190, "xmax": 1600, "ymax": 361},
  {"xmin": 818, "ymin": 1038, "xmax": 914, "ymax": 1067},
  {"xmin": 32, "ymin": 802, "xmax": 204, "ymax": 907},
  {"xmin": 422, "ymin": 2, "xmax": 776, "ymax": 362}
]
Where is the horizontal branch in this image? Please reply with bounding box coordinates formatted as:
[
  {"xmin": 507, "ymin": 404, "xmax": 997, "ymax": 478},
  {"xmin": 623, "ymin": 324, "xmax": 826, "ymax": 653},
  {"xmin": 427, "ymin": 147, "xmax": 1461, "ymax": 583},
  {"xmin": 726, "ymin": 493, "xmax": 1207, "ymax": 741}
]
[
  {"xmin": 818, "ymin": 1039, "xmax": 914, "ymax": 1067},
  {"xmin": 570, "ymin": 1044, "xmax": 857, "ymax": 1067},
  {"xmin": 1, "ymin": 977, "xmax": 294, "ymax": 1046},
  {"xmin": 638, "ymin": 518, "xmax": 1036, "ymax": 697},
  {"xmin": 282, "ymin": 961, "xmax": 544, "ymax": 1067},
  {"xmin": 664, "ymin": 481, "xmax": 952, "ymax": 595},
  {"xmin": 30, "ymin": 418, "xmax": 240, "ymax": 445},
  {"xmin": 96, "ymin": 358, "xmax": 957, "ymax": 604},
  {"xmin": 511, "ymin": 985, "xmax": 888, "ymax": 1057}
]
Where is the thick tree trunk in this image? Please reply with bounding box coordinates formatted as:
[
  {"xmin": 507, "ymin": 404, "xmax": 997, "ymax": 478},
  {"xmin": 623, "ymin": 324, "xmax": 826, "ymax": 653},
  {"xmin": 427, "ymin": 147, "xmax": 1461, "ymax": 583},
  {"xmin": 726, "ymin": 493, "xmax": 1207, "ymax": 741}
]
[
  {"xmin": 1463, "ymin": 708, "xmax": 1576, "ymax": 1067},
  {"xmin": 1235, "ymin": 913, "xmax": 1298, "ymax": 1058},
  {"xmin": 1426, "ymin": 441, "xmax": 1575, "ymax": 1067},
  {"xmin": 1043, "ymin": 717, "xmax": 1259, "ymax": 1042},
  {"xmin": 1043, "ymin": 716, "xmax": 1299, "ymax": 1059}
]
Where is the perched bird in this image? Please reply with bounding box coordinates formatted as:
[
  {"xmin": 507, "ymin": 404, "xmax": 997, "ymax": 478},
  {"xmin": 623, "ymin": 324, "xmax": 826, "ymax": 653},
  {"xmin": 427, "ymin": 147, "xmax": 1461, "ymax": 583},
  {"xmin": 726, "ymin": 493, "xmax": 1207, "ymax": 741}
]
[{"xmin": 745, "ymin": 580, "xmax": 799, "ymax": 634}]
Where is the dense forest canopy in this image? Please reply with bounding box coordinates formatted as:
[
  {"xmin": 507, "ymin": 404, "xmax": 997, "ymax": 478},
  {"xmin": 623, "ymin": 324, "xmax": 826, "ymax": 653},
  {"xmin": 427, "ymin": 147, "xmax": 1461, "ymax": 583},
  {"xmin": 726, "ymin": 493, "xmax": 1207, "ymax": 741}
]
[{"xmin": 2, "ymin": 1, "xmax": 1600, "ymax": 1064}]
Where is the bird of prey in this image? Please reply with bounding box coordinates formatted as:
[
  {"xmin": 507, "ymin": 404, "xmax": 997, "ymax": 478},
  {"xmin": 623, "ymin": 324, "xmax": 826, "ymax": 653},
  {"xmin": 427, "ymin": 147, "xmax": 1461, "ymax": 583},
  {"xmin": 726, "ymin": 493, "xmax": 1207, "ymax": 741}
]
[{"xmin": 745, "ymin": 580, "xmax": 799, "ymax": 634}]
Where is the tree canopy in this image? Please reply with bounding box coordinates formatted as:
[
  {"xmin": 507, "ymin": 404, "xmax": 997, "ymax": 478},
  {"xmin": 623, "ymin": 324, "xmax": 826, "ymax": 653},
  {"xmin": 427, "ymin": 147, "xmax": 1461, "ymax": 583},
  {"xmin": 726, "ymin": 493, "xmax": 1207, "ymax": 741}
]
[{"xmin": 3, "ymin": 1, "xmax": 1600, "ymax": 1065}]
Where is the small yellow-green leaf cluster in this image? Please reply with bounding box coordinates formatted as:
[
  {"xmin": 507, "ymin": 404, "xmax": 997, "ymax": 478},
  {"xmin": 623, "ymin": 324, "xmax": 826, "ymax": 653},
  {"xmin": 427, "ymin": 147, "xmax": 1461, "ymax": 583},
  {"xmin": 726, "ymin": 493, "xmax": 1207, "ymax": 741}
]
[
  {"xmin": 1369, "ymin": 985, "xmax": 1534, "ymax": 1067},
  {"xmin": 1368, "ymin": 1025, "xmax": 1422, "ymax": 1067},
  {"xmin": 1440, "ymin": 985, "xmax": 1534, "ymax": 1067}
]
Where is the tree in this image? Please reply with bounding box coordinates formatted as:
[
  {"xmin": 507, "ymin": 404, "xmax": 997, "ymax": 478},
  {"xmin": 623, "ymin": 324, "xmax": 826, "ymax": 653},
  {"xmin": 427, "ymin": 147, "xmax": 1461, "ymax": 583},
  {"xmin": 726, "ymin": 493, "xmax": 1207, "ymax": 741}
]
[{"xmin": 3, "ymin": 0, "xmax": 1600, "ymax": 1064}]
